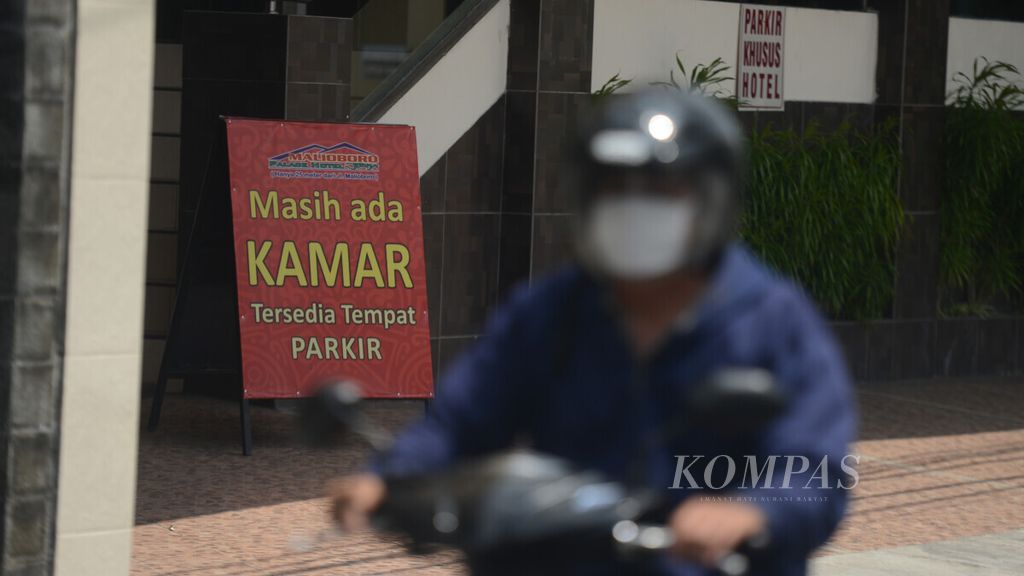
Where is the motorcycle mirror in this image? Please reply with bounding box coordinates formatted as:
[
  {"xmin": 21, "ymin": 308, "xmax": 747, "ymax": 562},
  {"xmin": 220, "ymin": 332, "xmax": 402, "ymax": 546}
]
[
  {"xmin": 298, "ymin": 380, "xmax": 393, "ymax": 451},
  {"xmin": 685, "ymin": 368, "xmax": 787, "ymax": 436}
]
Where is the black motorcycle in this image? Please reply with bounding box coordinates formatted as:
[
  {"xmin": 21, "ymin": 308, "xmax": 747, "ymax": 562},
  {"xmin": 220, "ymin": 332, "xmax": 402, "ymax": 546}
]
[{"xmin": 302, "ymin": 369, "xmax": 786, "ymax": 576}]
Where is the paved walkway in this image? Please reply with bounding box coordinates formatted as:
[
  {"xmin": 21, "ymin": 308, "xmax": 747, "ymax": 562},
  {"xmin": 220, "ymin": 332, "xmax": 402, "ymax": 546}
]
[
  {"xmin": 812, "ymin": 529, "xmax": 1024, "ymax": 575},
  {"xmin": 132, "ymin": 378, "xmax": 1024, "ymax": 575}
]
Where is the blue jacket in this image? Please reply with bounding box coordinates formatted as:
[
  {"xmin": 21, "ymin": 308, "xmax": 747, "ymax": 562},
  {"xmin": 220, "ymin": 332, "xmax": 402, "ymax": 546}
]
[{"xmin": 378, "ymin": 244, "xmax": 857, "ymax": 575}]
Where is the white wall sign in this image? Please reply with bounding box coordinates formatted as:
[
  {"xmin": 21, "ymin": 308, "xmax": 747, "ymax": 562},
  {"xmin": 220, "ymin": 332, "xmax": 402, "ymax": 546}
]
[{"xmin": 737, "ymin": 5, "xmax": 785, "ymax": 110}]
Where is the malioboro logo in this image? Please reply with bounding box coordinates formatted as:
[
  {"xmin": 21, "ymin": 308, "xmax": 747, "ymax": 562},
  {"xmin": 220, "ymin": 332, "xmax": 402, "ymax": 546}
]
[
  {"xmin": 670, "ymin": 455, "xmax": 861, "ymax": 490},
  {"xmin": 268, "ymin": 142, "xmax": 380, "ymax": 180}
]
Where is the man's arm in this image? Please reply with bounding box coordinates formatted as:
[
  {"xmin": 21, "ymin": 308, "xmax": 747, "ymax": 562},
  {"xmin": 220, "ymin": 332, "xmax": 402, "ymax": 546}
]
[
  {"xmin": 746, "ymin": 288, "xmax": 858, "ymax": 559},
  {"xmin": 331, "ymin": 276, "xmax": 570, "ymax": 529},
  {"xmin": 371, "ymin": 283, "xmax": 541, "ymax": 477},
  {"xmin": 667, "ymin": 286, "xmax": 857, "ymax": 568}
]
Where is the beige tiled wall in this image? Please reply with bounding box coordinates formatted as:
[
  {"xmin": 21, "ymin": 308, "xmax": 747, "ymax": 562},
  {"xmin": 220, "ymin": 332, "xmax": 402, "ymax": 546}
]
[{"xmin": 54, "ymin": 0, "xmax": 156, "ymax": 574}]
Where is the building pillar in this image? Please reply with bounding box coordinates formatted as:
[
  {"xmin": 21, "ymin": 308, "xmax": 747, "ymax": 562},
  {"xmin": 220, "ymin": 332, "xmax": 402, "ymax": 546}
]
[
  {"xmin": 53, "ymin": 0, "xmax": 155, "ymax": 573},
  {"xmin": 501, "ymin": 0, "xmax": 595, "ymax": 283},
  {"xmin": 874, "ymin": 0, "xmax": 950, "ymax": 321},
  {"xmin": 864, "ymin": 0, "xmax": 951, "ymax": 379},
  {"xmin": 0, "ymin": 1, "xmax": 75, "ymax": 573}
]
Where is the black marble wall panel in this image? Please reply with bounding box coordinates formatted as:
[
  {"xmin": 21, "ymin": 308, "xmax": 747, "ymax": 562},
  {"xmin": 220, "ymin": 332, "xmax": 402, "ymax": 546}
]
[
  {"xmin": 832, "ymin": 322, "xmax": 869, "ymax": 381},
  {"xmin": 533, "ymin": 92, "xmax": 590, "ymax": 214},
  {"xmin": 182, "ymin": 12, "xmax": 287, "ymax": 83},
  {"xmin": 736, "ymin": 110, "xmax": 758, "ymax": 136},
  {"xmin": 0, "ymin": 1, "xmax": 23, "ymax": 293},
  {"xmin": 421, "ymin": 213, "xmax": 444, "ymax": 337},
  {"xmin": 285, "ymin": 16, "xmax": 352, "ymax": 122},
  {"xmin": 756, "ymin": 102, "xmax": 803, "ymax": 134},
  {"xmin": 976, "ymin": 318, "xmax": 1018, "ymax": 376},
  {"xmin": 286, "ymin": 16, "xmax": 352, "ymax": 84},
  {"xmin": 285, "ymin": 83, "xmax": 350, "ymax": 122},
  {"xmin": 0, "ymin": 8, "xmax": 25, "ymax": 96},
  {"xmin": 532, "ymin": 214, "xmax": 576, "ymax": 277},
  {"xmin": 507, "ymin": 0, "xmax": 540, "ymax": 91},
  {"xmin": 874, "ymin": 98, "xmax": 901, "ymax": 120},
  {"xmin": 903, "ymin": 0, "xmax": 951, "ymax": 106},
  {"xmin": 870, "ymin": 0, "xmax": 949, "ymax": 106},
  {"xmin": 891, "ymin": 320, "xmax": 936, "ymax": 379},
  {"xmin": 1017, "ymin": 318, "xmax": 1024, "ymax": 375},
  {"xmin": 833, "ymin": 317, "xmax": 1022, "ymax": 381},
  {"xmin": 936, "ymin": 318, "xmax": 979, "ymax": 377},
  {"xmin": 538, "ymin": 0, "xmax": 593, "ymax": 92},
  {"xmin": 900, "ymin": 105, "xmax": 945, "ymax": 212},
  {"xmin": 864, "ymin": 322, "xmax": 896, "ymax": 381},
  {"xmin": 870, "ymin": 1, "xmax": 949, "ymax": 322},
  {"xmin": 430, "ymin": 337, "xmax": 440, "ymax": 381},
  {"xmin": 498, "ymin": 213, "xmax": 532, "ymax": 299},
  {"xmin": 843, "ymin": 103, "xmax": 877, "ymax": 134},
  {"xmin": 894, "ymin": 213, "xmax": 939, "ymax": 320},
  {"xmin": 441, "ymin": 213, "xmax": 502, "ymax": 335},
  {"xmin": 753, "ymin": 102, "xmax": 877, "ymax": 136},
  {"xmin": 871, "ymin": 0, "xmax": 906, "ymax": 106},
  {"xmin": 502, "ymin": 91, "xmax": 536, "ymax": 214},
  {"xmin": 0, "ymin": 203, "xmax": 18, "ymax": 299},
  {"xmin": 499, "ymin": 0, "xmax": 546, "ymax": 296},
  {"xmin": 505, "ymin": 0, "xmax": 595, "ymax": 283},
  {"xmin": 801, "ymin": 101, "xmax": 846, "ymax": 133},
  {"xmin": 0, "ymin": 0, "xmax": 25, "ymax": 562}
]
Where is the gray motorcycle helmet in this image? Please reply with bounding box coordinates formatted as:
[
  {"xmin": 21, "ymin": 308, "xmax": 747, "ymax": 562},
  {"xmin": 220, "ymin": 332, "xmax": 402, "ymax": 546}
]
[{"xmin": 574, "ymin": 89, "xmax": 746, "ymax": 272}]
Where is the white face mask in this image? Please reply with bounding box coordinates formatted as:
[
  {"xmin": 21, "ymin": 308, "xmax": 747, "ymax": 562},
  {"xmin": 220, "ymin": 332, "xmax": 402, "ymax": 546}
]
[{"xmin": 581, "ymin": 194, "xmax": 698, "ymax": 280}]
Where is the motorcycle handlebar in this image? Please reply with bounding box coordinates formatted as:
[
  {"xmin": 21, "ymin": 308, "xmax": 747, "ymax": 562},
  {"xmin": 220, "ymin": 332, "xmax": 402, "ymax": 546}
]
[{"xmin": 612, "ymin": 520, "xmax": 769, "ymax": 576}]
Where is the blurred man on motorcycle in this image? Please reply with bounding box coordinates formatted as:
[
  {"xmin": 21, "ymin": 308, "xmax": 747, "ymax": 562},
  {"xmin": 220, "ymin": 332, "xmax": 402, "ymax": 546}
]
[{"xmin": 329, "ymin": 89, "xmax": 857, "ymax": 575}]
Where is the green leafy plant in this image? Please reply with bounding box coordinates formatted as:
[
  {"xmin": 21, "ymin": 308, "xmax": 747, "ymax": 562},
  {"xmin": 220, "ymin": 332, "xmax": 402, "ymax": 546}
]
[
  {"xmin": 742, "ymin": 121, "xmax": 904, "ymax": 320},
  {"xmin": 650, "ymin": 54, "xmax": 735, "ymax": 102},
  {"xmin": 593, "ymin": 53, "xmax": 737, "ymax": 104},
  {"xmin": 942, "ymin": 58, "xmax": 1024, "ymax": 315},
  {"xmin": 593, "ymin": 72, "xmax": 632, "ymax": 97}
]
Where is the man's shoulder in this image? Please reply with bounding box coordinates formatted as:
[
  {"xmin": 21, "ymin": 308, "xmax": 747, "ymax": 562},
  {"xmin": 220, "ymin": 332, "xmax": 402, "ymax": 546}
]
[
  {"xmin": 719, "ymin": 245, "xmax": 832, "ymax": 339},
  {"xmin": 500, "ymin": 265, "xmax": 590, "ymax": 312},
  {"xmin": 731, "ymin": 246, "xmax": 821, "ymax": 313},
  {"xmin": 721, "ymin": 248, "xmax": 849, "ymax": 383},
  {"xmin": 481, "ymin": 265, "xmax": 592, "ymax": 341}
]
